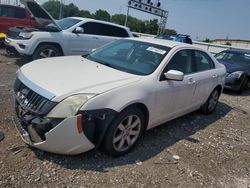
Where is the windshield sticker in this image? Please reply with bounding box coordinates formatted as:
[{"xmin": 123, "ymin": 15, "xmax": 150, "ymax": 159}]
[{"xmin": 146, "ymin": 47, "xmax": 166, "ymax": 55}]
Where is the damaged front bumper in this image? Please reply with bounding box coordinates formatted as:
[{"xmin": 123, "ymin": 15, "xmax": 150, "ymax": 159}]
[
  {"xmin": 14, "ymin": 110, "xmax": 95, "ymax": 155},
  {"xmin": 14, "ymin": 102, "xmax": 117, "ymax": 155},
  {"xmin": 13, "ymin": 78, "xmax": 117, "ymax": 155}
]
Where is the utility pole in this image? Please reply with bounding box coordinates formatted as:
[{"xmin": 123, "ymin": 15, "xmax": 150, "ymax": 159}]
[
  {"xmin": 124, "ymin": 6, "xmax": 130, "ymax": 27},
  {"xmin": 59, "ymin": 0, "xmax": 63, "ymax": 19}
]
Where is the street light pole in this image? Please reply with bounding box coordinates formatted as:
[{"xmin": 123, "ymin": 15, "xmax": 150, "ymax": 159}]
[
  {"xmin": 124, "ymin": 6, "xmax": 130, "ymax": 27},
  {"xmin": 59, "ymin": 0, "xmax": 63, "ymax": 19}
]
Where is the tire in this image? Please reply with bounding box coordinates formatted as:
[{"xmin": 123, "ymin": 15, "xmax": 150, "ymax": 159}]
[
  {"xmin": 201, "ymin": 88, "xmax": 220, "ymax": 115},
  {"xmin": 33, "ymin": 44, "xmax": 61, "ymax": 60},
  {"xmin": 103, "ymin": 107, "xmax": 145, "ymax": 157},
  {"xmin": 237, "ymin": 77, "xmax": 248, "ymax": 94}
]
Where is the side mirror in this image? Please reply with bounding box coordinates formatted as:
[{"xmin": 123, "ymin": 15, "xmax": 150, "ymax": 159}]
[
  {"xmin": 74, "ymin": 27, "xmax": 84, "ymax": 34},
  {"xmin": 164, "ymin": 70, "xmax": 184, "ymax": 81}
]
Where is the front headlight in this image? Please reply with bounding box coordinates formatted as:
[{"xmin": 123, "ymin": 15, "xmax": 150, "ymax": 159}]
[
  {"xmin": 19, "ymin": 32, "xmax": 33, "ymax": 39},
  {"xmin": 226, "ymin": 71, "xmax": 243, "ymax": 78},
  {"xmin": 46, "ymin": 94, "xmax": 95, "ymax": 118}
]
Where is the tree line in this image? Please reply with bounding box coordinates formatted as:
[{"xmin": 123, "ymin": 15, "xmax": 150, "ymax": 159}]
[{"xmin": 42, "ymin": 0, "xmax": 177, "ymax": 35}]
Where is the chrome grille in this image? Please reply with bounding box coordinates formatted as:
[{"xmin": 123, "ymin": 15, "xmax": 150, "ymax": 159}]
[
  {"xmin": 6, "ymin": 29, "xmax": 19, "ymax": 39},
  {"xmin": 14, "ymin": 79, "xmax": 57, "ymax": 115}
]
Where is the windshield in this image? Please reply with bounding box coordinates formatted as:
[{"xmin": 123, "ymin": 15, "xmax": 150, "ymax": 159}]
[
  {"xmin": 85, "ymin": 39, "xmax": 171, "ymax": 75},
  {"xmin": 56, "ymin": 18, "xmax": 81, "ymax": 30},
  {"xmin": 215, "ymin": 51, "xmax": 250, "ymax": 65}
]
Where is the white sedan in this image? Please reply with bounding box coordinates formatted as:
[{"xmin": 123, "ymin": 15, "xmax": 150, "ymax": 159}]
[{"xmin": 14, "ymin": 38, "xmax": 226, "ymax": 156}]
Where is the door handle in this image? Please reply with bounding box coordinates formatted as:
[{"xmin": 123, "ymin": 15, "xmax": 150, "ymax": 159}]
[
  {"xmin": 92, "ymin": 37, "xmax": 99, "ymax": 39},
  {"xmin": 212, "ymin": 74, "xmax": 218, "ymax": 78},
  {"xmin": 188, "ymin": 78, "xmax": 196, "ymax": 85}
]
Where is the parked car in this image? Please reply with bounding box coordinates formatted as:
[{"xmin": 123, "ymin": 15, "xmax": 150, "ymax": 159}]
[
  {"xmin": 156, "ymin": 34, "xmax": 192, "ymax": 44},
  {"xmin": 5, "ymin": 0, "xmax": 133, "ymax": 59},
  {"xmin": 215, "ymin": 49, "xmax": 250, "ymax": 93},
  {"xmin": 0, "ymin": 3, "xmax": 37, "ymax": 43},
  {"xmin": 14, "ymin": 37, "xmax": 226, "ymax": 156}
]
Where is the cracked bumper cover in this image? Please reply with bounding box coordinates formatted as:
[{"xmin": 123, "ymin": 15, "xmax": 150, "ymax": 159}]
[
  {"xmin": 14, "ymin": 107, "xmax": 117, "ymax": 155},
  {"xmin": 14, "ymin": 114, "xmax": 96, "ymax": 155}
]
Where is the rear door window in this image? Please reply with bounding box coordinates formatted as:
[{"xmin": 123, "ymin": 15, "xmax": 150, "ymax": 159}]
[
  {"xmin": 81, "ymin": 22, "xmax": 99, "ymax": 35},
  {"xmin": 194, "ymin": 50, "xmax": 215, "ymax": 72},
  {"xmin": 0, "ymin": 6, "xmax": 15, "ymax": 17},
  {"xmin": 81, "ymin": 22, "xmax": 129, "ymax": 37},
  {"xmin": 98, "ymin": 23, "xmax": 129, "ymax": 37},
  {"xmin": 15, "ymin": 8, "xmax": 25, "ymax": 19}
]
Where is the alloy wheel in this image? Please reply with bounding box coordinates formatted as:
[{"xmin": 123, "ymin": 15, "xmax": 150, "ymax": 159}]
[
  {"xmin": 208, "ymin": 90, "xmax": 219, "ymax": 112},
  {"xmin": 39, "ymin": 49, "xmax": 57, "ymax": 58},
  {"xmin": 113, "ymin": 115, "xmax": 141, "ymax": 152}
]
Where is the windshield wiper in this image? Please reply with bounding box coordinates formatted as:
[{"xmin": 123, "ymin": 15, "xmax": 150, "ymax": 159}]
[
  {"xmin": 83, "ymin": 55, "xmax": 119, "ymax": 70},
  {"xmin": 100, "ymin": 62, "xmax": 118, "ymax": 70}
]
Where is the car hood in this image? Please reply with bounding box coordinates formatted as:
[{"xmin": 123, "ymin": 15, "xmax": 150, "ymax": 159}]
[
  {"xmin": 20, "ymin": 0, "xmax": 62, "ymax": 31},
  {"xmin": 17, "ymin": 56, "xmax": 140, "ymax": 102},
  {"xmin": 217, "ymin": 60, "xmax": 250, "ymax": 74}
]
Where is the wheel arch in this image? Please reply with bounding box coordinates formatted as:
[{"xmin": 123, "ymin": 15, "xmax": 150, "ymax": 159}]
[
  {"xmin": 121, "ymin": 102, "xmax": 150, "ymax": 131},
  {"xmin": 94, "ymin": 102, "xmax": 150, "ymax": 148},
  {"xmin": 214, "ymin": 84, "xmax": 223, "ymax": 95},
  {"xmin": 34, "ymin": 42, "xmax": 64, "ymax": 56}
]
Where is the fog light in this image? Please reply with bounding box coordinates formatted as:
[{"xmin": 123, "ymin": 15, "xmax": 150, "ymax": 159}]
[{"xmin": 18, "ymin": 44, "xmax": 26, "ymax": 49}]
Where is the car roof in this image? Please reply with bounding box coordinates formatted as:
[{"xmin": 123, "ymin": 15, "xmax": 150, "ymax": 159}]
[
  {"xmin": 127, "ymin": 37, "xmax": 191, "ymax": 48},
  {"xmin": 69, "ymin": 17, "xmax": 130, "ymax": 30}
]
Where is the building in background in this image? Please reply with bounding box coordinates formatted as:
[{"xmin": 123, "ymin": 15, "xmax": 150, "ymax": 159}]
[{"xmin": 212, "ymin": 39, "xmax": 250, "ymax": 48}]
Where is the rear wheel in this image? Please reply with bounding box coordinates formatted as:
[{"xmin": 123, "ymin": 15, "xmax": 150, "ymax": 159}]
[
  {"xmin": 103, "ymin": 107, "xmax": 145, "ymax": 157},
  {"xmin": 33, "ymin": 44, "xmax": 61, "ymax": 60},
  {"xmin": 201, "ymin": 88, "xmax": 220, "ymax": 115}
]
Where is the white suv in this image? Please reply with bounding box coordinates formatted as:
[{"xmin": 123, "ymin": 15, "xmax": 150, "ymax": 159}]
[{"xmin": 5, "ymin": 0, "xmax": 133, "ymax": 59}]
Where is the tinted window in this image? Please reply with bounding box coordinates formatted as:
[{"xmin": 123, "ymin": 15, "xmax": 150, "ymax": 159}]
[
  {"xmin": 98, "ymin": 24, "xmax": 129, "ymax": 37},
  {"xmin": 81, "ymin": 22, "xmax": 129, "ymax": 37},
  {"xmin": 15, "ymin": 8, "xmax": 25, "ymax": 18},
  {"xmin": 81, "ymin": 22, "xmax": 99, "ymax": 35},
  {"xmin": 0, "ymin": 6, "xmax": 15, "ymax": 17},
  {"xmin": 163, "ymin": 50, "xmax": 193, "ymax": 75},
  {"xmin": 194, "ymin": 50, "xmax": 214, "ymax": 72}
]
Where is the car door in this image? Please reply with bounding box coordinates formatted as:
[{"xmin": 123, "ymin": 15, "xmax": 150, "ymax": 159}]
[
  {"xmin": 190, "ymin": 50, "xmax": 218, "ymax": 107},
  {"xmin": 67, "ymin": 22, "xmax": 100, "ymax": 55},
  {"xmin": 151, "ymin": 49, "xmax": 197, "ymax": 127},
  {"xmin": 68, "ymin": 22, "xmax": 118, "ymax": 55}
]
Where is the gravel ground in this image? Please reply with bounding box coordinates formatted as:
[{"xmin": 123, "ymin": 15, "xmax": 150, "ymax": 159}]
[{"xmin": 0, "ymin": 48, "xmax": 250, "ymax": 188}]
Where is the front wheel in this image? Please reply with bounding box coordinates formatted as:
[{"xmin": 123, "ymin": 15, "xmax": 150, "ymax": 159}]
[
  {"xmin": 33, "ymin": 44, "xmax": 61, "ymax": 60},
  {"xmin": 201, "ymin": 88, "xmax": 220, "ymax": 115},
  {"xmin": 103, "ymin": 107, "xmax": 145, "ymax": 157},
  {"xmin": 237, "ymin": 77, "xmax": 248, "ymax": 94}
]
